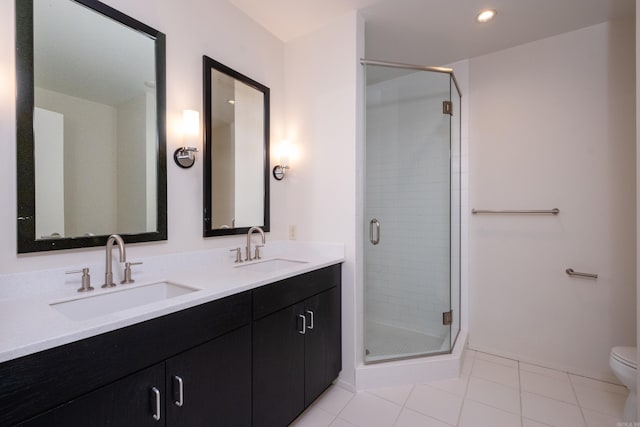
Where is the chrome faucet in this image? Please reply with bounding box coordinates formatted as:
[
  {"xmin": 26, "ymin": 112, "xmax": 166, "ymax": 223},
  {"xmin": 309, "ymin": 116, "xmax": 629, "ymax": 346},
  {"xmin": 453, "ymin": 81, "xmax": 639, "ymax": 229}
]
[
  {"xmin": 246, "ymin": 226, "xmax": 265, "ymax": 261},
  {"xmin": 102, "ymin": 234, "xmax": 126, "ymax": 288}
]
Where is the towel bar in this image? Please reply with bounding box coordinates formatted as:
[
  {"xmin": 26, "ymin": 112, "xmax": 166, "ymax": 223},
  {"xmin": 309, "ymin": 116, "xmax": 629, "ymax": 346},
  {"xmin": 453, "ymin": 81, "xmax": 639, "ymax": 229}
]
[
  {"xmin": 566, "ymin": 268, "xmax": 598, "ymax": 279},
  {"xmin": 471, "ymin": 208, "xmax": 559, "ymax": 215}
]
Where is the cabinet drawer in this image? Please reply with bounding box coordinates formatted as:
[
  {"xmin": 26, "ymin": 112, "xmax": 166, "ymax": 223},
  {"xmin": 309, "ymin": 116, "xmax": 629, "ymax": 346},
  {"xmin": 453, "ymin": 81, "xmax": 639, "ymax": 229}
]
[
  {"xmin": 252, "ymin": 264, "xmax": 341, "ymax": 320},
  {"xmin": 0, "ymin": 291, "xmax": 251, "ymax": 426}
]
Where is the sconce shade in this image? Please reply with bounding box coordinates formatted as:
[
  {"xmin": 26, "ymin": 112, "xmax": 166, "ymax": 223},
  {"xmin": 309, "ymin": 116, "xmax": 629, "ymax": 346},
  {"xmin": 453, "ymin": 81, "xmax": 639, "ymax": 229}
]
[
  {"xmin": 273, "ymin": 140, "xmax": 293, "ymax": 180},
  {"xmin": 183, "ymin": 110, "xmax": 200, "ymax": 137},
  {"xmin": 175, "ymin": 110, "xmax": 200, "ymax": 168}
]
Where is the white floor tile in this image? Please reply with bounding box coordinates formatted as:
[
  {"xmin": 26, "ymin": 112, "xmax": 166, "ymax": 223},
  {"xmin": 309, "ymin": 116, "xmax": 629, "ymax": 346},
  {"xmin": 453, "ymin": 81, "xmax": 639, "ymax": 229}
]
[
  {"xmin": 315, "ymin": 385, "xmax": 355, "ymax": 415},
  {"xmin": 471, "ymin": 359, "xmax": 520, "ymax": 389},
  {"xmin": 367, "ymin": 384, "xmax": 414, "ymax": 406},
  {"xmin": 569, "ymin": 374, "xmax": 627, "ymax": 395},
  {"xmin": 520, "ymin": 370, "xmax": 578, "ymax": 404},
  {"xmin": 519, "ymin": 362, "xmax": 571, "ymax": 381},
  {"xmin": 393, "ymin": 408, "xmax": 454, "ymax": 427},
  {"xmin": 475, "ymin": 352, "xmax": 519, "ymax": 368},
  {"xmin": 291, "ymin": 405, "xmax": 336, "ymax": 427},
  {"xmin": 521, "ymin": 391, "xmax": 585, "ymax": 426},
  {"xmin": 461, "ymin": 350, "xmax": 476, "ymax": 377},
  {"xmin": 426, "ymin": 375, "xmax": 469, "ymax": 397},
  {"xmin": 330, "ymin": 419, "xmax": 358, "ymax": 427},
  {"xmin": 522, "ymin": 418, "xmax": 552, "ymax": 427},
  {"xmin": 582, "ymin": 407, "xmax": 623, "ymax": 427},
  {"xmin": 405, "ymin": 384, "xmax": 463, "ymax": 426},
  {"xmin": 457, "ymin": 400, "xmax": 520, "ymax": 427},
  {"xmin": 466, "ymin": 376, "xmax": 521, "ymax": 415},
  {"xmin": 572, "ymin": 383, "xmax": 627, "ymax": 417},
  {"xmin": 339, "ymin": 392, "xmax": 402, "ymax": 427}
]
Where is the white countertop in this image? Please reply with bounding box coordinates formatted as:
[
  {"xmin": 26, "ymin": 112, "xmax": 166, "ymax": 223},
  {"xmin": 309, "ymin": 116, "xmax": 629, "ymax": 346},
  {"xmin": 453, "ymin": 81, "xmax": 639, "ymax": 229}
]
[{"xmin": 0, "ymin": 241, "xmax": 344, "ymax": 364}]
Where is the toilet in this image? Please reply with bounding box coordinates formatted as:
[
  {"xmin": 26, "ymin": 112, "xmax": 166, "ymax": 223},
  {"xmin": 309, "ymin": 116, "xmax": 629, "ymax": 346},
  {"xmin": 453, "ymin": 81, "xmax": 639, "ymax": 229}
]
[{"xmin": 610, "ymin": 346, "xmax": 637, "ymax": 421}]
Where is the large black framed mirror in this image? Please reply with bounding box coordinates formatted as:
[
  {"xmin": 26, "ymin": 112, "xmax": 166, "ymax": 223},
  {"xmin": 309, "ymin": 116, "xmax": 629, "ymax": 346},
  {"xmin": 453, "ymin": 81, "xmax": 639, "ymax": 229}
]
[
  {"xmin": 16, "ymin": 0, "xmax": 167, "ymax": 253},
  {"xmin": 203, "ymin": 56, "xmax": 270, "ymax": 237}
]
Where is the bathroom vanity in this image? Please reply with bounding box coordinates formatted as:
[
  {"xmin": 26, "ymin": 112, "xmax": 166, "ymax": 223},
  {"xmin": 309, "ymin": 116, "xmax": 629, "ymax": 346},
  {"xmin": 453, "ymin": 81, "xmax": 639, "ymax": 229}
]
[{"xmin": 0, "ymin": 242, "xmax": 343, "ymax": 426}]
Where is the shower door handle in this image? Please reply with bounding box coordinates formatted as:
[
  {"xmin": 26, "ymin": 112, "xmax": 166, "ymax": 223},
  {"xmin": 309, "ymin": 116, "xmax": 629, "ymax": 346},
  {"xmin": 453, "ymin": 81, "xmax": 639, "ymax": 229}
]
[{"xmin": 370, "ymin": 219, "xmax": 380, "ymax": 245}]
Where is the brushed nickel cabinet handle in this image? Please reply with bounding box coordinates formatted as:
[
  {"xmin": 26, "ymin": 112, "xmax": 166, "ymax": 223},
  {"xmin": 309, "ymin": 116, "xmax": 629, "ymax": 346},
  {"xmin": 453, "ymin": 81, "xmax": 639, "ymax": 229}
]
[
  {"xmin": 306, "ymin": 310, "xmax": 314, "ymax": 330},
  {"xmin": 298, "ymin": 314, "xmax": 306, "ymax": 334},
  {"xmin": 173, "ymin": 376, "xmax": 184, "ymax": 407},
  {"xmin": 150, "ymin": 387, "xmax": 161, "ymax": 421}
]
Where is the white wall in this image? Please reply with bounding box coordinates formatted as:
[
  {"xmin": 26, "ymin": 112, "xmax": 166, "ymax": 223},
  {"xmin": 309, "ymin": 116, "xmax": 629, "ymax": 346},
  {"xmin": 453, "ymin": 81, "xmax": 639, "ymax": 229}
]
[
  {"xmin": 469, "ymin": 18, "xmax": 636, "ymax": 381},
  {"xmin": 283, "ymin": 11, "xmax": 363, "ymax": 389},
  {"xmin": 36, "ymin": 87, "xmax": 118, "ymax": 237},
  {"xmin": 0, "ymin": 0, "xmax": 285, "ymax": 272},
  {"xmin": 117, "ymin": 93, "xmax": 148, "ymax": 234},
  {"xmin": 33, "ymin": 107, "xmax": 64, "ymax": 238},
  {"xmin": 234, "ymin": 80, "xmax": 264, "ymax": 227}
]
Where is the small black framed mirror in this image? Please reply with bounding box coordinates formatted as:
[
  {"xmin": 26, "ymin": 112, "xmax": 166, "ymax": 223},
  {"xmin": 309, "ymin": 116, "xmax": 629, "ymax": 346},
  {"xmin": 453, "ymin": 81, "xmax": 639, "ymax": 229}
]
[
  {"xmin": 16, "ymin": 0, "xmax": 167, "ymax": 253},
  {"xmin": 203, "ymin": 56, "xmax": 270, "ymax": 237}
]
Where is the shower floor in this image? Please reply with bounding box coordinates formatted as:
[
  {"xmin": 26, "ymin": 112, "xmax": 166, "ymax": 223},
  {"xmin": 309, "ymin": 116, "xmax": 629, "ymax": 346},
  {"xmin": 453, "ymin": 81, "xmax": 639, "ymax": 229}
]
[{"xmin": 364, "ymin": 321, "xmax": 449, "ymax": 363}]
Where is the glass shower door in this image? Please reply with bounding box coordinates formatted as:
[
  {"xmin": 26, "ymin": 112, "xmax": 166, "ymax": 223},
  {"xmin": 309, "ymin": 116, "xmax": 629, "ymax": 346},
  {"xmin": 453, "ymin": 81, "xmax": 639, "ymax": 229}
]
[{"xmin": 364, "ymin": 64, "xmax": 456, "ymax": 363}]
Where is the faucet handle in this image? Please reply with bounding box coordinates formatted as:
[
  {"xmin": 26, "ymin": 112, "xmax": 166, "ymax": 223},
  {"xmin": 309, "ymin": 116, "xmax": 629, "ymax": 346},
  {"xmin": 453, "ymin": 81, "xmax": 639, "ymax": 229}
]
[
  {"xmin": 66, "ymin": 268, "xmax": 94, "ymax": 293},
  {"xmin": 254, "ymin": 245, "xmax": 264, "ymax": 260},
  {"xmin": 121, "ymin": 261, "xmax": 143, "ymax": 285},
  {"xmin": 229, "ymin": 248, "xmax": 243, "ymax": 263}
]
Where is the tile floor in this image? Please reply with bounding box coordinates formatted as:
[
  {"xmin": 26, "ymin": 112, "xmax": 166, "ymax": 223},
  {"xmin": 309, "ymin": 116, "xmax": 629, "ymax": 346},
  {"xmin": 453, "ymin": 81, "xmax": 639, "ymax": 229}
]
[{"xmin": 291, "ymin": 350, "xmax": 629, "ymax": 427}]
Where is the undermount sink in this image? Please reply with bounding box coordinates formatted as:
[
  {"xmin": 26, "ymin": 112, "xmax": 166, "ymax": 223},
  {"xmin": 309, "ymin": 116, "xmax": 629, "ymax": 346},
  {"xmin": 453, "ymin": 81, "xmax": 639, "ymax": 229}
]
[
  {"xmin": 235, "ymin": 258, "xmax": 308, "ymax": 273},
  {"xmin": 50, "ymin": 281, "xmax": 199, "ymax": 321}
]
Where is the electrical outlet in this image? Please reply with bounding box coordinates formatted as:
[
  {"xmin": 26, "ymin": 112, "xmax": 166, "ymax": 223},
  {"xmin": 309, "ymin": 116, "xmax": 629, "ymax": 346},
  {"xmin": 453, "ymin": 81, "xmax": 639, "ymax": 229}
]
[{"xmin": 288, "ymin": 224, "xmax": 297, "ymax": 240}]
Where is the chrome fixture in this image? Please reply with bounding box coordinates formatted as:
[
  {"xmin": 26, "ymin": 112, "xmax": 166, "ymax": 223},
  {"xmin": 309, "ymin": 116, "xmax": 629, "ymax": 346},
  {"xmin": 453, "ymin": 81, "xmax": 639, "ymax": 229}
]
[
  {"xmin": 102, "ymin": 234, "xmax": 126, "ymax": 288},
  {"xmin": 174, "ymin": 147, "xmax": 199, "ymax": 169},
  {"xmin": 121, "ymin": 261, "xmax": 143, "ymax": 284},
  {"xmin": 369, "ymin": 218, "xmax": 380, "ymax": 245},
  {"xmin": 472, "ymin": 208, "xmax": 560, "ymax": 215},
  {"xmin": 174, "ymin": 110, "xmax": 200, "ymax": 169},
  {"xmin": 246, "ymin": 226, "xmax": 265, "ymax": 261},
  {"xmin": 566, "ymin": 268, "xmax": 598, "ymax": 279},
  {"xmin": 66, "ymin": 267, "xmax": 93, "ymax": 292},
  {"xmin": 229, "ymin": 247, "xmax": 243, "ymax": 263},
  {"xmin": 272, "ymin": 164, "xmax": 289, "ymax": 180}
]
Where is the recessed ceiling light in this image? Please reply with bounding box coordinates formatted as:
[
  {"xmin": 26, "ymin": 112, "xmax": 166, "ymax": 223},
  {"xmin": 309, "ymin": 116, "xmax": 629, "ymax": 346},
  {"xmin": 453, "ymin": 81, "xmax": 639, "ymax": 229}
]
[
  {"xmin": 227, "ymin": 99, "xmax": 235, "ymax": 105},
  {"xmin": 476, "ymin": 9, "xmax": 497, "ymax": 23}
]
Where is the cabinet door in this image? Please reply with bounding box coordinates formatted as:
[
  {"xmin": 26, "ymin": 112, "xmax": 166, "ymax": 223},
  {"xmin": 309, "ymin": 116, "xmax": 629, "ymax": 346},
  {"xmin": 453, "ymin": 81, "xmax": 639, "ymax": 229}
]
[
  {"xmin": 304, "ymin": 286, "xmax": 342, "ymax": 406},
  {"xmin": 253, "ymin": 303, "xmax": 305, "ymax": 427},
  {"xmin": 18, "ymin": 363, "xmax": 165, "ymax": 427},
  {"xmin": 165, "ymin": 325, "xmax": 251, "ymax": 427}
]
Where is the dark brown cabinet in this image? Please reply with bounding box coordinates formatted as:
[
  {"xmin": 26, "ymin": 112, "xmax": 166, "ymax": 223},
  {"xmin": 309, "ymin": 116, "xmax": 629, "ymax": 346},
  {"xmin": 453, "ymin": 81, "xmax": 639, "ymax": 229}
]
[
  {"xmin": 19, "ymin": 363, "xmax": 166, "ymax": 427},
  {"xmin": 253, "ymin": 266, "xmax": 342, "ymax": 427},
  {"xmin": 1, "ymin": 264, "xmax": 341, "ymax": 427},
  {"xmin": 303, "ymin": 286, "xmax": 341, "ymax": 407},
  {"xmin": 165, "ymin": 325, "xmax": 251, "ymax": 426},
  {"xmin": 2, "ymin": 291, "xmax": 252, "ymax": 426},
  {"xmin": 20, "ymin": 326, "xmax": 251, "ymax": 427}
]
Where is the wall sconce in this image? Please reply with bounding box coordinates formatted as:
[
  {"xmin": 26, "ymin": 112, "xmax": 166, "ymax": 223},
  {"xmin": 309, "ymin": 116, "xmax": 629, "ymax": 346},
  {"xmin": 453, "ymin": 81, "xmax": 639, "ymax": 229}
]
[
  {"xmin": 272, "ymin": 140, "xmax": 293, "ymax": 181},
  {"xmin": 174, "ymin": 110, "xmax": 200, "ymax": 169}
]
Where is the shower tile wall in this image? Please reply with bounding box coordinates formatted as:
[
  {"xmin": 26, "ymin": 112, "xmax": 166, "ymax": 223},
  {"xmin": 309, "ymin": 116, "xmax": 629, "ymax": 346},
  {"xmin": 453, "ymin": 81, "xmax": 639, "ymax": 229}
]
[{"xmin": 365, "ymin": 71, "xmax": 451, "ymax": 340}]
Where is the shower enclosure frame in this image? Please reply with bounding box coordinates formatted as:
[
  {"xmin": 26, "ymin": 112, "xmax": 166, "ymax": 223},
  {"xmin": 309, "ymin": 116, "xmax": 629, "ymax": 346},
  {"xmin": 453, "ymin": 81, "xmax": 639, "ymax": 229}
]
[{"xmin": 361, "ymin": 58, "xmax": 462, "ymax": 365}]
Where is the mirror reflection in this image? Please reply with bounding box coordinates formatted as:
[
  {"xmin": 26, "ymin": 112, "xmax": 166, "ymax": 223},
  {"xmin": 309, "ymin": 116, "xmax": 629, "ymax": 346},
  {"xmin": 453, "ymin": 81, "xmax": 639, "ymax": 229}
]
[
  {"xmin": 34, "ymin": 0, "xmax": 156, "ymax": 239},
  {"xmin": 203, "ymin": 56, "xmax": 270, "ymax": 236},
  {"xmin": 16, "ymin": 0, "xmax": 167, "ymax": 252}
]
